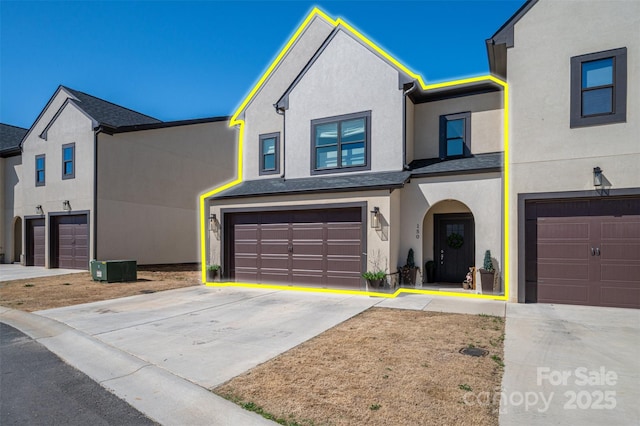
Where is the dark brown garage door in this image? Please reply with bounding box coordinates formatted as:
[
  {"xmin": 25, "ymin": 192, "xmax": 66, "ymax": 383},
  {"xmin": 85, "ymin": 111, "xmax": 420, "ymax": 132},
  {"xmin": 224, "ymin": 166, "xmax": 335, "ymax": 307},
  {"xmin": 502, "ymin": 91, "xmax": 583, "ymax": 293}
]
[
  {"xmin": 525, "ymin": 197, "xmax": 640, "ymax": 308},
  {"xmin": 227, "ymin": 208, "xmax": 364, "ymax": 289},
  {"xmin": 26, "ymin": 218, "xmax": 45, "ymax": 267},
  {"xmin": 52, "ymin": 214, "xmax": 89, "ymax": 270}
]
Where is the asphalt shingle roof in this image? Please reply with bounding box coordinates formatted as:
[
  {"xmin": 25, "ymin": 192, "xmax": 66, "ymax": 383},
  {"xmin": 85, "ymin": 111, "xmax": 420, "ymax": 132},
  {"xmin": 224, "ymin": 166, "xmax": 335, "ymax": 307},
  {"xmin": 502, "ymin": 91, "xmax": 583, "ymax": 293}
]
[
  {"xmin": 210, "ymin": 152, "xmax": 503, "ymax": 200},
  {"xmin": 212, "ymin": 170, "xmax": 411, "ymax": 199},
  {"xmin": 63, "ymin": 86, "xmax": 161, "ymax": 128},
  {"xmin": 0, "ymin": 123, "xmax": 28, "ymax": 154}
]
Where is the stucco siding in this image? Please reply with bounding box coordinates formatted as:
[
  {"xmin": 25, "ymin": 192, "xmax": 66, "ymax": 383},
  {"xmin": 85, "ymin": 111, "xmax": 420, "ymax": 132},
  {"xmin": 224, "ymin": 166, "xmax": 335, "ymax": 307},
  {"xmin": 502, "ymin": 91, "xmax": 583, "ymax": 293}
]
[
  {"xmin": 413, "ymin": 91, "xmax": 503, "ymax": 160},
  {"xmin": 97, "ymin": 121, "xmax": 236, "ymax": 264},
  {"xmin": 1, "ymin": 155, "xmax": 22, "ymax": 263},
  {"xmin": 285, "ymin": 30, "xmax": 404, "ymax": 177},
  {"xmin": 400, "ymin": 173, "xmax": 503, "ymax": 284},
  {"xmin": 507, "ymin": 0, "xmax": 640, "ymax": 302},
  {"xmin": 242, "ymin": 16, "xmax": 334, "ymax": 181}
]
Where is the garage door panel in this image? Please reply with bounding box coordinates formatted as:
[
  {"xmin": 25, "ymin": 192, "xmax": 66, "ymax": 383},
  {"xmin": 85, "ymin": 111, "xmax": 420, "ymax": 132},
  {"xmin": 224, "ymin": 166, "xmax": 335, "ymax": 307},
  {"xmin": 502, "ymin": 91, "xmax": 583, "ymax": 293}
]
[
  {"xmin": 236, "ymin": 269, "xmax": 259, "ymax": 282},
  {"xmin": 292, "ymin": 242, "xmax": 323, "ymax": 256},
  {"xmin": 235, "ymin": 225, "xmax": 258, "ymax": 240},
  {"xmin": 259, "ymin": 271, "xmax": 289, "ymax": 283},
  {"xmin": 327, "ymin": 274, "xmax": 361, "ymax": 289},
  {"xmin": 538, "ymin": 263, "xmax": 590, "ymax": 280},
  {"xmin": 538, "ymin": 221, "xmax": 590, "ymax": 239},
  {"xmin": 235, "ymin": 242, "xmax": 261, "ymax": 256},
  {"xmin": 327, "ymin": 257, "xmax": 361, "ymax": 273},
  {"xmin": 327, "ymin": 242, "xmax": 361, "ymax": 256},
  {"xmin": 291, "ymin": 225, "xmax": 323, "ymax": 240},
  {"xmin": 55, "ymin": 216, "xmax": 88, "ymax": 270},
  {"xmin": 600, "ymin": 264, "xmax": 640, "ymax": 282},
  {"xmin": 291, "ymin": 273, "xmax": 323, "ymax": 285},
  {"xmin": 599, "ymin": 243, "xmax": 640, "ymax": 261},
  {"xmin": 260, "ymin": 242, "xmax": 289, "ymax": 255},
  {"xmin": 537, "ymin": 243, "xmax": 589, "ymax": 260},
  {"xmin": 600, "ymin": 286, "xmax": 640, "ymax": 308},
  {"xmin": 538, "ymin": 283, "xmax": 590, "ymax": 305},
  {"xmin": 261, "ymin": 225, "xmax": 289, "ymax": 240},
  {"xmin": 234, "ymin": 255, "xmax": 258, "ymax": 269},
  {"xmin": 327, "ymin": 225, "xmax": 361, "ymax": 240},
  {"xmin": 29, "ymin": 219, "xmax": 46, "ymax": 267},
  {"xmin": 601, "ymin": 221, "xmax": 640, "ymax": 239}
]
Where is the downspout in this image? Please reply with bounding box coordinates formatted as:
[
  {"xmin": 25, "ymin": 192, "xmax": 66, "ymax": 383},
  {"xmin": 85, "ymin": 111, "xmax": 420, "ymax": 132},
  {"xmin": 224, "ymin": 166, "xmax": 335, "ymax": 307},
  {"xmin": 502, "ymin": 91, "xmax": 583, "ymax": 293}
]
[
  {"xmin": 402, "ymin": 82, "xmax": 417, "ymax": 170},
  {"xmin": 275, "ymin": 106, "xmax": 286, "ymax": 179}
]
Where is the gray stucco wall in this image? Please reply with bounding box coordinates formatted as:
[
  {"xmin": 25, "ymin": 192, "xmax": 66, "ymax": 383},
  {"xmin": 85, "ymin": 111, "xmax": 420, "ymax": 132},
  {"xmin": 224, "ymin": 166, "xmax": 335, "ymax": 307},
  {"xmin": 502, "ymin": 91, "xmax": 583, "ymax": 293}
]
[
  {"xmin": 97, "ymin": 121, "xmax": 237, "ymax": 264},
  {"xmin": 1, "ymin": 155, "xmax": 22, "ymax": 263}
]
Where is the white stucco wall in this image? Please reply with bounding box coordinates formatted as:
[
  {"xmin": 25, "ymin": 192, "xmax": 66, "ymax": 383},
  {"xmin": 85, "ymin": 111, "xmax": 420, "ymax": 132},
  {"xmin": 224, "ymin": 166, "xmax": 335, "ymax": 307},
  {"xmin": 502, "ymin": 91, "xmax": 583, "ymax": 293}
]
[
  {"xmin": 400, "ymin": 173, "xmax": 503, "ymax": 288},
  {"xmin": 242, "ymin": 16, "xmax": 334, "ymax": 181},
  {"xmin": 507, "ymin": 0, "xmax": 640, "ymax": 301},
  {"xmin": 285, "ymin": 30, "xmax": 404, "ymax": 177},
  {"xmin": 413, "ymin": 91, "xmax": 503, "ymax": 160},
  {"xmin": 97, "ymin": 121, "xmax": 237, "ymax": 264},
  {"xmin": 20, "ymin": 95, "xmax": 96, "ymax": 267}
]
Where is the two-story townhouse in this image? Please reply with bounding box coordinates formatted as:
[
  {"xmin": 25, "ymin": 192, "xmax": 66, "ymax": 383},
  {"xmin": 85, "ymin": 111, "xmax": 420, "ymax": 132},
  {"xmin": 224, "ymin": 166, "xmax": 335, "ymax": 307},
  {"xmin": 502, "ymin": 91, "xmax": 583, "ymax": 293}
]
[
  {"xmin": 206, "ymin": 12, "xmax": 505, "ymax": 292},
  {"xmin": 1, "ymin": 123, "xmax": 28, "ymax": 264},
  {"xmin": 487, "ymin": 0, "xmax": 640, "ymax": 308},
  {"xmin": 14, "ymin": 85, "xmax": 236, "ymax": 269}
]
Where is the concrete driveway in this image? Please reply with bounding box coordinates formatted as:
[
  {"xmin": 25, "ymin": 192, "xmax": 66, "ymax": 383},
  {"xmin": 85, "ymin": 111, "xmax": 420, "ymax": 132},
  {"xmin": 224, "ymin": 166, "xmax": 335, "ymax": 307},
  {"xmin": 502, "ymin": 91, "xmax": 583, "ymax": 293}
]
[
  {"xmin": 36, "ymin": 286, "xmax": 381, "ymax": 389},
  {"xmin": 0, "ymin": 264, "xmax": 86, "ymax": 281},
  {"xmin": 500, "ymin": 303, "xmax": 640, "ymax": 425}
]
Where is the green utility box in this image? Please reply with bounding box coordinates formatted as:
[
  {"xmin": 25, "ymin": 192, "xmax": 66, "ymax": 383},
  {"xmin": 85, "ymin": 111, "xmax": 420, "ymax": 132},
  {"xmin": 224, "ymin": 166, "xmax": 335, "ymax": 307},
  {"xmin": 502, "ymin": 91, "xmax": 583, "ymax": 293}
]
[{"xmin": 90, "ymin": 260, "xmax": 137, "ymax": 283}]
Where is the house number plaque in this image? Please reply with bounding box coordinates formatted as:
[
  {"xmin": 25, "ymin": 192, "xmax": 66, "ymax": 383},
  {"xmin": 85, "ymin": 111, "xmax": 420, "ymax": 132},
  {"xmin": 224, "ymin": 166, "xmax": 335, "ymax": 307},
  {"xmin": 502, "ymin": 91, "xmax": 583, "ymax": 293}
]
[{"xmin": 416, "ymin": 224, "xmax": 420, "ymax": 239}]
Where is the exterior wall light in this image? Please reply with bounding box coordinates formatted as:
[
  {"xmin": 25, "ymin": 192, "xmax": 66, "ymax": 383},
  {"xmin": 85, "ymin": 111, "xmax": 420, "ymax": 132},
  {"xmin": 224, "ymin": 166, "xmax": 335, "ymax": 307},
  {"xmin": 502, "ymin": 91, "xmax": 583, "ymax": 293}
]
[
  {"xmin": 593, "ymin": 167, "xmax": 603, "ymax": 188},
  {"xmin": 63, "ymin": 200, "xmax": 71, "ymax": 211},
  {"xmin": 36, "ymin": 205, "xmax": 44, "ymax": 215},
  {"xmin": 370, "ymin": 207, "xmax": 381, "ymax": 230}
]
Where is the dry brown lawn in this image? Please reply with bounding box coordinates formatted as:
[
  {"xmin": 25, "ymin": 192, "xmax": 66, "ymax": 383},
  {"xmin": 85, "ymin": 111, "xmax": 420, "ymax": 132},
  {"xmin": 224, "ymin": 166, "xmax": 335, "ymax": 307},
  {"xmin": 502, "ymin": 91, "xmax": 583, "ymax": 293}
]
[
  {"xmin": 0, "ymin": 265, "xmax": 200, "ymax": 312},
  {"xmin": 215, "ymin": 307, "xmax": 505, "ymax": 426}
]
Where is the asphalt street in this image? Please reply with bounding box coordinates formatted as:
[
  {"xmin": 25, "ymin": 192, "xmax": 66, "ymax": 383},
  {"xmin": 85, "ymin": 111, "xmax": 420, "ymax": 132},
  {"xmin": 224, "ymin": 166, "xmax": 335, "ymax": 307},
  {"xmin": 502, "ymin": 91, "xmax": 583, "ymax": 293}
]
[{"xmin": 0, "ymin": 322, "xmax": 157, "ymax": 426}]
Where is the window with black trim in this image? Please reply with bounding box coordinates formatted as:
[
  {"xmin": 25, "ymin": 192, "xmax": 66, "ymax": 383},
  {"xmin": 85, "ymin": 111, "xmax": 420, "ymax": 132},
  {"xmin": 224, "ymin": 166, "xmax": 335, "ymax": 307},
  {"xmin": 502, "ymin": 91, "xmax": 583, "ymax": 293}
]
[
  {"xmin": 311, "ymin": 111, "xmax": 371, "ymax": 174},
  {"xmin": 440, "ymin": 112, "xmax": 471, "ymax": 159},
  {"xmin": 259, "ymin": 133, "xmax": 280, "ymax": 175},
  {"xmin": 36, "ymin": 154, "xmax": 45, "ymax": 186},
  {"xmin": 570, "ymin": 47, "xmax": 627, "ymax": 128},
  {"xmin": 62, "ymin": 143, "xmax": 75, "ymax": 179}
]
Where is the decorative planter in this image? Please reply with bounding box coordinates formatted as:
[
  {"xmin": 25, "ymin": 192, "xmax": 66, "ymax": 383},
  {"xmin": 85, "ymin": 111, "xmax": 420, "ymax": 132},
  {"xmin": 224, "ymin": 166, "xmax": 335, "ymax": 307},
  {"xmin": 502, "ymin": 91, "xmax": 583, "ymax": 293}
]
[
  {"xmin": 463, "ymin": 282, "xmax": 470, "ymax": 290},
  {"xmin": 400, "ymin": 267, "xmax": 418, "ymax": 286},
  {"xmin": 479, "ymin": 269, "xmax": 495, "ymax": 294},
  {"xmin": 425, "ymin": 263, "xmax": 435, "ymax": 283},
  {"xmin": 367, "ymin": 279, "xmax": 384, "ymax": 289},
  {"xmin": 207, "ymin": 270, "xmax": 219, "ymax": 281}
]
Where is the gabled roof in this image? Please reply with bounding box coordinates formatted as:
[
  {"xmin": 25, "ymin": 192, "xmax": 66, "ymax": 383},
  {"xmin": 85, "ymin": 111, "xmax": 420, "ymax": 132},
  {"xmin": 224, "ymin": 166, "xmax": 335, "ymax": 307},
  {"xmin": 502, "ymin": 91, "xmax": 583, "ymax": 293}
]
[
  {"xmin": 486, "ymin": 0, "xmax": 538, "ymax": 78},
  {"xmin": 62, "ymin": 86, "xmax": 161, "ymax": 128},
  {"xmin": 0, "ymin": 123, "xmax": 28, "ymax": 156}
]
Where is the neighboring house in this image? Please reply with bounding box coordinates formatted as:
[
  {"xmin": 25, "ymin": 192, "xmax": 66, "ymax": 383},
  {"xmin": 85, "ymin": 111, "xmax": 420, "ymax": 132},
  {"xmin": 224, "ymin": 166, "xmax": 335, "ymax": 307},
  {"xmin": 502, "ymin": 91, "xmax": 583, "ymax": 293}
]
[
  {"xmin": 487, "ymin": 0, "xmax": 639, "ymax": 307},
  {"xmin": 7, "ymin": 85, "xmax": 236, "ymax": 269},
  {"xmin": 206, "ymin": 14, "xmax": 505, "ymax": 291},
  {"xmin": 1, "ymin": 123, "xmax": 28, "ymax": 264}
]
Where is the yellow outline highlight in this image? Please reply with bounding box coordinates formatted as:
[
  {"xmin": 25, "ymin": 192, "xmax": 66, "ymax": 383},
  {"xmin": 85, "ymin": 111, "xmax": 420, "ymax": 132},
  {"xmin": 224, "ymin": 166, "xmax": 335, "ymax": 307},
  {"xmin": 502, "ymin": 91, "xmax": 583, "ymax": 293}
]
[{"xmin": 199, "ymin": 7, "xmax": 509, "ymax": 301}]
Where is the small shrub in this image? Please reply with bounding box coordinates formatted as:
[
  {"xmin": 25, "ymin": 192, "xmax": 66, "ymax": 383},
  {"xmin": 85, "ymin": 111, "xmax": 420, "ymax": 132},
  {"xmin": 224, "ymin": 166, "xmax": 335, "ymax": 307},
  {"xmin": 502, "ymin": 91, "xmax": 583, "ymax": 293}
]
[
  {"xmin": 370, "ymin": 404, "xmax": 381, "ymax": 411},
  {"xmin": 459, "ymin": 384, "xmax": 472, "ymax": 391}
]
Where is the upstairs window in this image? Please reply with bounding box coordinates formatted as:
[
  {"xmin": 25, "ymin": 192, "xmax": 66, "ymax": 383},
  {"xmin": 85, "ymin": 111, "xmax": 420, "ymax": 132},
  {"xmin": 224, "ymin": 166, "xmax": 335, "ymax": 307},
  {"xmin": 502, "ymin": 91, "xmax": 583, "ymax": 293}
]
[
  {"xmin": 440, "ymin": 112, "xmax": 471, "ymax": 159},
  {"xmin": 259, "ymin": 133, "xmax": 280, "ymax": 175},
  {"xmin": 570, "ymin": 47, "xmax": 626, "ymax": 128},
  {"xmin": 62, "ymin": 143, "xmax": 75, "ymax": 179},
  {"xmin": 311, "ymin": 111, "xmax": 371, "ymax": 175},
  {"xmin": 36, "ymin": 154, "xmax": 45, "ymax": 186}
]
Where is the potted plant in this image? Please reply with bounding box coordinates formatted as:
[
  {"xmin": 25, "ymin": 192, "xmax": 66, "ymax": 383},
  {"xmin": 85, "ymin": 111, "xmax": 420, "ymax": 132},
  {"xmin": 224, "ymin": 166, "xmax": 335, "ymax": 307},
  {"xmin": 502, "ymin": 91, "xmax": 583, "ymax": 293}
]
[
  {"xmin": 400, "ymin": 248, "xmax": 419, "ymax": 286},
  {"xmin": 424, "ymin": 260, "xmax": 435, "ymax": 283},
  {"xmin": 479, "ymin": 250, "xmax": 495, "ymax": 294},
  {"xmin": 206, "ymin": 264, "xmax": 220, "ymax": 281},
  {"xmin": 362, "ymin": 270, "xmax": 386, "ymax": 289}
]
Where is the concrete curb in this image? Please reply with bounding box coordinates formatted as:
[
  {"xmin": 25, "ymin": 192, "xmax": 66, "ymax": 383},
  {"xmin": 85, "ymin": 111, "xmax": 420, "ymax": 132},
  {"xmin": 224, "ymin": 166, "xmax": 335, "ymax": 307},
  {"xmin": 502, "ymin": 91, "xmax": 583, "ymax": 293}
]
[{"xmin": 0, "ymin": 306, "xmax": 275, "ymax": 426}]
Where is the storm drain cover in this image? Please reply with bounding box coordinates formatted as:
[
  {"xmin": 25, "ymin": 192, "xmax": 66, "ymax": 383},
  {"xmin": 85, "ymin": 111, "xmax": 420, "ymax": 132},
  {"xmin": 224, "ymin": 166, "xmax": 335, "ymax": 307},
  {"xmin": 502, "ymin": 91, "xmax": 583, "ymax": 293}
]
[{"xmin": 459, "ymin": 347, "xmax": 489, "ymax": 357}]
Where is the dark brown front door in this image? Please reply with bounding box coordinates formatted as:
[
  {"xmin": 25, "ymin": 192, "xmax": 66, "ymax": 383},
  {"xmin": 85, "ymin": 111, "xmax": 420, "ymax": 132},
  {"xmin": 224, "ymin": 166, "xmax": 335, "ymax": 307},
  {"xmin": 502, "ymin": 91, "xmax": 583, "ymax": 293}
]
[
  {"xmin": 526, "ymin": 197, "xmax": 640, "ymax": 308},
  {"xmin": 52, "ymin": 215, "xmax": 89, "ymax": 270},
  {"xmin": 434, "ymin": 214, "xmax": 475, "ymax": 283},
  {"xmin": 26, "ymin": 218, "xmax": 45, "ymax": 266},
  {"xmin": 227, "ymin": 208, "xmax": 363, "ymax": 289}
]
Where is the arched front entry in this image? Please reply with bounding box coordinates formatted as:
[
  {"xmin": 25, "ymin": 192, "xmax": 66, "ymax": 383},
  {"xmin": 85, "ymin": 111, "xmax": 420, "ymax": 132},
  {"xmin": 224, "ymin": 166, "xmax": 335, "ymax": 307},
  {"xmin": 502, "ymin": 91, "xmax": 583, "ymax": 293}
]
[
  {"xmin": 13, "ymin": 216, "xmax": 22, "ymax": 263},
  {"xmin": 422, "ymin": 200, "xmax": 475, "ymax": 284}
]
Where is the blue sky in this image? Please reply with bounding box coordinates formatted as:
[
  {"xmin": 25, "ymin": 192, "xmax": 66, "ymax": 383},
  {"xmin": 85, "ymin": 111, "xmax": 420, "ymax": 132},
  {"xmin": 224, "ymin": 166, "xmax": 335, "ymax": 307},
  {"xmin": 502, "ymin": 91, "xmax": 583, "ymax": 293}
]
[{"xmin": 1, "ymin": 1, "xmax": 524, "ymax": 129}]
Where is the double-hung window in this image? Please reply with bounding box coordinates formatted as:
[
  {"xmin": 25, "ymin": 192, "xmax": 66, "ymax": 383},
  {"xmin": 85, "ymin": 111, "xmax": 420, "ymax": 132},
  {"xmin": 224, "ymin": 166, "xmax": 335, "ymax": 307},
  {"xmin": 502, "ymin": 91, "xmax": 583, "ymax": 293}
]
[
  {"xmin": 62, "ymin": 143, "xmax": 75, "ymax": 179},
  {"xmin": 35, "ymin": 154, "xmax": 46, "ymax": 186},
  {"xmin": 440, "ymin": 112, "xmax": 471, "ymax": 159},
  {"xmin": 570, "ymin": 47, "xmax": 627, "ymax": 128},
  {"xmin": 311, "ymin": 111, "xmax": 371, "ymax": 174},
  {"xmin": 259, "ymin": 133, "xmax": 280, "ymax": 175}
]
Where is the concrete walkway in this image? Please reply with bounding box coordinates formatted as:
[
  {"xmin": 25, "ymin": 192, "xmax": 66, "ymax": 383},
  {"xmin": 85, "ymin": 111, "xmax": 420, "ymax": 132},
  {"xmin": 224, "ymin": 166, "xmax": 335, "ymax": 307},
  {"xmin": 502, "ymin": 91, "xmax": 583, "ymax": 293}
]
[
  {"xmin": 500, "ymin": 303, "xmax": 640, "ymax": 425},
  {"xmin": 0, "ymin": 264, "xmax": 86, "ymax": 281}
]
